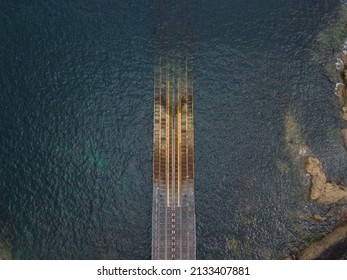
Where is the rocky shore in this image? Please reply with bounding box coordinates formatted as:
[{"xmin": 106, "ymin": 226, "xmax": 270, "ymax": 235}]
[
  {"xmin": 298, "ymin": 222, "xmax": 347, "ymax": 260},
  {"xmin": 289, "ymin": 19, "xmax": 347, "ymax": 258},
  {"xmin": 293, "ymin": 121, "xmax": 347, "ymax": 259},
  {"xmin": 282, "ymin": 122, "xmax": 347, "ymax": 259},
  {"xmin": 336, "ymin": 52, "xmax": 347, "ymax": 149}
]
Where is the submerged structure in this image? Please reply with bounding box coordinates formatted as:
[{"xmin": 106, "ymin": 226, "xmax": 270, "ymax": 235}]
[{"xmin": 152, "ymin": 59, "xmax": 196, "ymax": 259}]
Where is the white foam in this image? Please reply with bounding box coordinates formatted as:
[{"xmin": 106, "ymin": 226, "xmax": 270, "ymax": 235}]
[
  {"xmin": 336, "ymin": 58, "xmax": 344, "ymax": 70},
  {"xmin": 299, "ymin": 147, "xmax": 307, "ymax": 156},
  {"xmin": 336, "ymin": 83, "xmax": 344, "ymax": 89},
  {"xmin": 336, "ymin": 62, "xmax": 343, "ymax": 70}
]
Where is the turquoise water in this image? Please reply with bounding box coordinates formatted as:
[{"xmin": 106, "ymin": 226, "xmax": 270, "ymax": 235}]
[{"xmin": 0, "ymin": 0, "xmax": 345, "ymax": 259}]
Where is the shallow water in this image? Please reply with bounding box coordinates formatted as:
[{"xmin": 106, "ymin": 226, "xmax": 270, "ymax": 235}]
[{"xmin": 0, "ymin": 0, "xmax": 345, "ymax": 259}]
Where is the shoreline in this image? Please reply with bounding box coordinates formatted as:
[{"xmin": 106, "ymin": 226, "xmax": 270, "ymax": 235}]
[{"xmin": 291, "ymin": 6, "xmax": 347, "ymax": 258}]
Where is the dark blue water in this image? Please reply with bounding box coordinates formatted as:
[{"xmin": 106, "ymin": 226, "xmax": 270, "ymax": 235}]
[{"xmin": 0, "ymin": 0, "xmax": 345, "ymax": 259}]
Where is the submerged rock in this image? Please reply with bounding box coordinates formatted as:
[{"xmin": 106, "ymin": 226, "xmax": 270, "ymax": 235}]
[
  {"xmin": 305, "ymin": 156, "xmax": 347, "ymax": 205},
  {"xmin": 0, "ymin": 223, "xmax": 13, "ymax": 260},
  {"xmin": 341, "ymin": 128, "xmax": 347, "ymax": 149},
  {"xmin": 310, "ymin": 6, "xmax": 347, "ymax": 81},
  {"xmin": 312, "ymin": 214, "xmax": 327, "ymax": 222},
  {"xmin": 284, "ymin": 110, "xmax": 312, "ymax": 165},
  {"xmin": 226, "ymin": 238, "xmax": 239, "ymax": 252},
  {"xmin": 0, "ymin": 210, "xmax": 15, "ymax": 260},
  {"xmin": 0, "ymin": 242, "xmax": 12, "ymax": 260}
]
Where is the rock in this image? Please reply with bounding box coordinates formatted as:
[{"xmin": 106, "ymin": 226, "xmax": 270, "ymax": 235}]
[
  {"xmin": 298, "ymin": 222, "xmax": 347, "ymax": 259},
  {"xmin": 312, "ymin": 214, "xmax": 327, "ymax": 222},
  {"xmin": 342, "ymin": 129, "xmax": 347, "ymax": 149},
  {"xmin": 336, "ymin": 59, "xmax": 345, "ymax": 72},
  {"xmin": 318, "ymin": 183, "xmax": 347, "ymax": 205},
  {"xmin": 226, "ymin": 238, "xmax": 238, "ymax": 252},
  {"xmin": 284, "ymin": 111, "xmax": 312, "ymax": 164},
  {"xmin": 275, "ymin": 159, "xmax": 290, "ymax": 174},
  {"xmin": 305, "ymin": 156, "xmax": 347, "ymax": 205},
  {"xmin": 341, "ymin": 52, "xmax": 347, "ymax": 66},
  {"xmin": 335, "ymin": 83, "xmax": 346, "ymax": 98},
  {"xmin": 342, "ymin": 107, "xmax": 347, "ymax": 121},
  {"xmin": 305, "ymin": 157, "xmax": 326, "ymax": 201}
]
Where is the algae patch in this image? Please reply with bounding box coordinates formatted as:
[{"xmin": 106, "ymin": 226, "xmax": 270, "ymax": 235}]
[
  {"xmin": 0, "ymin": 214, "xmax": 14, "ymax": 260},
  {"xmin": 284, "ymin": 110, "xmax": 312, "ymax": 163},
  {"xmin": 0, "ymin": 241, "xmax": 12, "ymax": 260},
  {"xmin": 275, "ymin": 159, "xmax": 290, "ymax": 175},
  {"xmin": 282, "ymin": 109, "xmax": 312, "ymax": 188},
  {"xmin": 226, "ymin": 238, "xmax": 239, "ymax": 252}
]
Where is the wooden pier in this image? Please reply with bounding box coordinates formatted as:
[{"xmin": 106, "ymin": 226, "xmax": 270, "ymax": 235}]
[{"xmin": 152, "ymin": 58, "xmax": 196, "ymax": 260}]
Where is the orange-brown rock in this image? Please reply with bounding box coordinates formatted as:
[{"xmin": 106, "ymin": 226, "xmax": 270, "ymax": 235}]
[
  {"xmin": 305, "ymin": 157, "xmax": 326, "ymax": 200},
  {"xmin": 341, "ymin": 52, "xmax": 347, "ymax": 66},
  {"xmin": 342, "ymin": 107, "xmax": 347, "ymax": 121},
  {"xmin": 337, "ymin": 61, "xmax": 345, "ymax": 73},
  {"xmin": 305, "ymin": 156, "xmax": 347, "ymax": 205},
  {"xmin": 312, "ymin": 214, "xmax": 327, "ymax": 222},
  {"xmin": 335, "ymin": 83, "xmax": 346, "ymax": 98},
  {"xmin": 318, "ymin": 182, "xmax": 347, "ymax": 205},
  {"xmin": 342, "ymin": 129, "xmax": 347, "ymax": 149}
]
